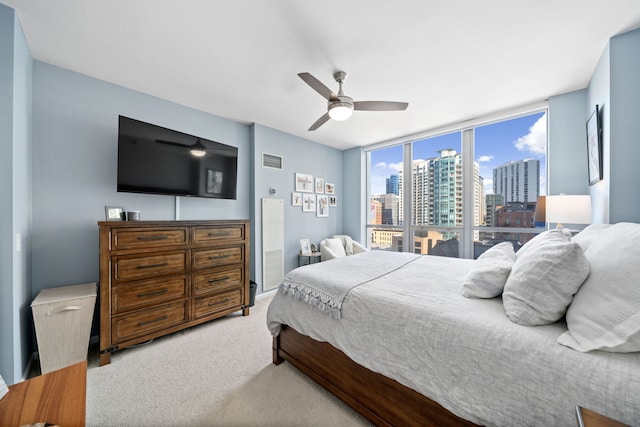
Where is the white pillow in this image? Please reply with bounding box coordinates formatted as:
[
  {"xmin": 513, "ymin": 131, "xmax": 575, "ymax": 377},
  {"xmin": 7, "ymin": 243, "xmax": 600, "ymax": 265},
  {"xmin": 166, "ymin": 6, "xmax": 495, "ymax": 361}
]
[
  {"xmin": 333, "ymin": 235, "xmax": 354, "ymax": 255},
  {"xmin": 516, "ymin": 228, "xmax": 572, "ymax": 258},
  {"xmin": 570, "ymin": 223, "xmax": 611, "ymax": 252},
  {"xmin": 503, "ymin": 229, "xmax": 589, "ymax": 326},
  {"xmin": 462, "ymin": 242, "xmax": 515, "ymax": 298},
  {"xmin": 324, "ymin": 238, "xmax": 347, "ymax": 258},
  {"xmin": 558, "ymin": 222, "xmax": 640, "ymax": 352}
]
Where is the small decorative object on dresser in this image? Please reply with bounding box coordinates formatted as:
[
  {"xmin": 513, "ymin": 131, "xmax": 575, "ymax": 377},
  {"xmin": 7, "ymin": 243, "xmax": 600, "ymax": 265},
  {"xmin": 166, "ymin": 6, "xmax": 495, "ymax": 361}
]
[
  {"xmin": 98, "ymin": 219, "xmax": 250, "ymax": 366},
  {"xmin": 105, "ymin": 206, "xmax": 125, "ymax": 221}
]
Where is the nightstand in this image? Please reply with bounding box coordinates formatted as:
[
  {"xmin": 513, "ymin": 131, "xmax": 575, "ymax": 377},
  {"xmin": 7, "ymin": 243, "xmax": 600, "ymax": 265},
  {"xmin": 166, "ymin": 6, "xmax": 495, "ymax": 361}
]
[
  {"xmin": 576, "ymin": 406, "xmax": 630, "ymax": 427},
  {"xmin": 298, "ymin": 252, "xmax": 321, "ymax": 267}
]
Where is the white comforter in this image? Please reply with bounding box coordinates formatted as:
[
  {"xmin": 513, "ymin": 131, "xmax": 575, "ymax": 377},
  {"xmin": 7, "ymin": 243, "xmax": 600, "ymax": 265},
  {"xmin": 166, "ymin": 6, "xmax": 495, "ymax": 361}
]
[{"xmin": 267, "ymin": 252, "xmax": 640, "ymax": 427}]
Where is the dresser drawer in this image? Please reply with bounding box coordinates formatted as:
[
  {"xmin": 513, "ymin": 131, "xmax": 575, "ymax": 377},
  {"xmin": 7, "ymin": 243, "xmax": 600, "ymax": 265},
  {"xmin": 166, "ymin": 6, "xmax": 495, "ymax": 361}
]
[
  {"xmin": 112, "ymin": 228, "xmax": 188, "ymax": 250},
  {"xmin": 193, "ymin": 266, "xmax": 244, "ymax": 295},
  {"xmin": 113, "ymin": 251, "xmax": 187, "ymax": 282},
  {"xmin": 193, "ymin": 225, "xmax": 245, "ymax": 245},
  {"xmin": 112, "ymin": 277, "xmax": 187, "ymax": 314},
  {"xmin": 112, "ymin": 301, "xmax": 187, "ymax": 343},
  {"xmin": 193, "ymin": 288, "xmax": 243, "ymax": 319},
  {"xmin": 193, "ymin": 246, "xmax": 243, "ymax": 270}
]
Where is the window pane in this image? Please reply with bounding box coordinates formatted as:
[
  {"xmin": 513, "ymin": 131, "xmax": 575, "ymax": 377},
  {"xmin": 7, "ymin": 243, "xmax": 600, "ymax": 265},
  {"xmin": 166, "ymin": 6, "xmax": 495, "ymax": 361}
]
[
  {"xmin": 411, "ymin": 133, "xmax": 462, "ymax": 227},
  {"xmin": 368, "ymin": 145, "xmax": 404, "ymax": 252},
  {"xmin": 475, "ymin": 112, "xmax": 546, "ymax": 255}
]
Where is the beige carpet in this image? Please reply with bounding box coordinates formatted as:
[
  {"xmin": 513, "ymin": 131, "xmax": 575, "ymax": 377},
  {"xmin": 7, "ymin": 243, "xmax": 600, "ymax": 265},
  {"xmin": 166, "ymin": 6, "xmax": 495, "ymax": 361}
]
[{"xmin": 86, "ymin": 293, "xmax": 371, "ymax": 426}]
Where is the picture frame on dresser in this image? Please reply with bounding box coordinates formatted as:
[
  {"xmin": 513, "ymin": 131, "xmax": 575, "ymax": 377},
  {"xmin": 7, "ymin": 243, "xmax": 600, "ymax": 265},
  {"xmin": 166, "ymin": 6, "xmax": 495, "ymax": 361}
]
[{"xmin": 105, "ymin": 206, "xmax": 125, "ymax": 221}]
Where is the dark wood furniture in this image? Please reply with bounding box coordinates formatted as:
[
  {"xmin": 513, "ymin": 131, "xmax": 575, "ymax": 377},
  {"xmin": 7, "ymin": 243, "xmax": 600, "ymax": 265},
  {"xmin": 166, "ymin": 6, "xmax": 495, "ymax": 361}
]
[
  {"xmin": 273, "ymin": 325, "xmax": 477, "ymax": 427},
  {"xmin": 0, "ymin": 361, "xmax": 87, "ymax": 427},
  {"xmin": 99, "ymin": 220, "xmax": 250, "ymax": 366},
  {"xmin": 577, "ymin": 406, "xmax": 631, "ymax": 427}
]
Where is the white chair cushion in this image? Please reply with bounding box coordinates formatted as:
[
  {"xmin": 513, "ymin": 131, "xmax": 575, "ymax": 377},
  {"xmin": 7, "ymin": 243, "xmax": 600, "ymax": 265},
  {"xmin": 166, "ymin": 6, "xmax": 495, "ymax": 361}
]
[
  {"xmin": 333, "ymin": 235, "xmax": 354, "ymax": 255},
  {"xmin": 324, "ymin": 238, "xmax": 347, "ymax": 258},
  {"xmin": 558, "ymin": 222, "xmax": 640, "ymax": 352},
  {"xmin": 503, "ymin": 229, "xmax": 589, "ymax": 326},
  {"xmin": 462, "ymin": 242, "xmax": 516, "ymax": 299}
]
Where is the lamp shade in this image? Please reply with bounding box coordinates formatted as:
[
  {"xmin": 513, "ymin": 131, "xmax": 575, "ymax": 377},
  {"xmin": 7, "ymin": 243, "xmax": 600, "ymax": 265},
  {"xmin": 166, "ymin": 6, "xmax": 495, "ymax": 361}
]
[
  {"xmin": 328, "ymin": 102, "xmax": 353, "ymax": 121},
  {"xmin": 534, "ymin": 196, "xmax": 546, "ymax": 224},
  {"xmin": 546, "ymin": 195, "xmax": 592, "ymax": 225}
]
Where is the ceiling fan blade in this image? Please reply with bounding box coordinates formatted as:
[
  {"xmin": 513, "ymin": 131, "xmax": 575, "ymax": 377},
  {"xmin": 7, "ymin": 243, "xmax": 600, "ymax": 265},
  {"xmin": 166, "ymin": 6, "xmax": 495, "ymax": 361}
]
[
  {"xmin": 308, "ymin": 113, "xmax": 331, "ymax": 131},
  {"xmin": 298, "ymin": 72, "xmax": 338, "ymax": 101},
  {"xmin": 156, "ymin": 139, "xmax": 188, "ymax": 148},
  {"xmin": 353, "ymin": 101, "xmax": 409, "ymax": 111}
]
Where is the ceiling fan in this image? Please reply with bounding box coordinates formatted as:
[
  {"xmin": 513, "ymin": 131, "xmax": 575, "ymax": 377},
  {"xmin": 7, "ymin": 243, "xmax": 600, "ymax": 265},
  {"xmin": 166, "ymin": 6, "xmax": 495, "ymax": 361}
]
[{"xmin": 298, "ymin": 71, "xmax": 409, "ymax": 131}]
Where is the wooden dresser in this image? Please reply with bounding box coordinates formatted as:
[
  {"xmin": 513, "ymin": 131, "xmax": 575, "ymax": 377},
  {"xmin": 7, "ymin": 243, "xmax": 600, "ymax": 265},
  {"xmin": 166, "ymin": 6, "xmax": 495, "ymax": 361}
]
[{"xmin": 98, "ymin": 220, "xmax": 250, "ymax": 366}]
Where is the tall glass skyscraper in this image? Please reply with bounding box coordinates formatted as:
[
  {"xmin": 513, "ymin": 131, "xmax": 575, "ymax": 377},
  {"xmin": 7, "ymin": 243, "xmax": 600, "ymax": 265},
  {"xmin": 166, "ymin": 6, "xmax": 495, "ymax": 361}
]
[
  {"xmin": 493, "ymin": 159, "xmax": 540, "ymax": 203},
  {"xmin": 386, "ymin": 174, "xmax": 399, "ymax": 195}
]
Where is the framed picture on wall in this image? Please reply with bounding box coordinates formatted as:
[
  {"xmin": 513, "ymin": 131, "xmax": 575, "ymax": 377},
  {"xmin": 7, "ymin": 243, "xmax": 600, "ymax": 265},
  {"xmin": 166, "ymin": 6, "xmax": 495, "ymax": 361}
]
[
  {"xmin": 325, "ymin": 182, "xmax": 335, "ymax": 194},
  {"xmin": 315, "ymin": 177, "xmax": 325, "ymax": 193},
  {"xmin": 329, "ymin": 195, "xmax": 337, "ymax": 207},
  {"xmin": 302, "ymin": 193, "xmax": 316, "ymax": 212},
  {"xmin": 317, "ymin": 195, "xmax": 329, "ymax": 217},
  {"xmin": 292, "ymin": 192, "xmax": 302, "ymax": 206},
  {"xmin": 295, "ymin": 173, "xmax": 314, "ymax": 193},
  {"xmin": 586, "ymin": 105, "xmax": 603, "ymax": 185}
]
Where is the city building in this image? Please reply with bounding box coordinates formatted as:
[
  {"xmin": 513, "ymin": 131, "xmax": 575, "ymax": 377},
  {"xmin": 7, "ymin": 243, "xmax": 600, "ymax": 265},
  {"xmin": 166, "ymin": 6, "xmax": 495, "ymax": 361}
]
[{"xmin": 493, "ymin": 159, "xmax": 540, "ymax": 203}]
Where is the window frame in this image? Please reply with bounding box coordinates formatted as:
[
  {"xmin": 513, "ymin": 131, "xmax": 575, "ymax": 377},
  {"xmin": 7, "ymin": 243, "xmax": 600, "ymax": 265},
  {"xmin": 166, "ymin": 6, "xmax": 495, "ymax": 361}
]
[{"xmin": 365, "ymin": 102, "xmax": 548, "ymax": 258}]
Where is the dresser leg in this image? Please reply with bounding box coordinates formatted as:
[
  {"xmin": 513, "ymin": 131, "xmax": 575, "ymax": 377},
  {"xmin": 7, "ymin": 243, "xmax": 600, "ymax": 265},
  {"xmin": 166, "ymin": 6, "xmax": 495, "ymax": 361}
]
[
  {"xmin": 99, "ymin": 351, "xmax": 111, "ymax": 366},
  {"xmin": 242, "ymin": 306, "xmax": 250, "ymax": 316}
]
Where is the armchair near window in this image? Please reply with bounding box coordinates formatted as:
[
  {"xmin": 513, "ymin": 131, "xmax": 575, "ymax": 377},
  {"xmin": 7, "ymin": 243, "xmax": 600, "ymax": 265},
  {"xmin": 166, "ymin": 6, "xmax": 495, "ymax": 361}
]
[{"xmin": 320, "ymin": 235, "xmax": 369, "ymax": 261}]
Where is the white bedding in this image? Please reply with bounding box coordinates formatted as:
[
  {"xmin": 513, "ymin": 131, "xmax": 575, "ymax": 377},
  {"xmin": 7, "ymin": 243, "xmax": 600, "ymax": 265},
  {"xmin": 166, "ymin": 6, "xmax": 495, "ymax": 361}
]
[{"xmin": 267, "ymin": 251, "xmax": 640, "ymax": 427}]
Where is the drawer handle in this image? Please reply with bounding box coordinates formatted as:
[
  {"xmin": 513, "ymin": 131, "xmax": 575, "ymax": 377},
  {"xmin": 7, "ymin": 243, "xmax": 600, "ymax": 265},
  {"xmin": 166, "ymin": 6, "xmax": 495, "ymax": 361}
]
[
  {"xmin": 137, "ymin": 235, "xmax": 169, "ymax": 241},
  {"xmin": 137, "ymin": 315, "xmax": 169, "ymax": 327},
  {"xmin": 208, "ymin": 232, "xmax": 230, "ymax": 237},
  {"xmin": 208, "ymin": 254, "xmax": 230, "ymax": 260},
  {"xmin": 209, "ymin": 298, "xmax": 229, "ymax": 306},
  {"xmin": 137, "ymin": 289, "xmax": 169, "ymax": 298},
  {"xmin": 137, "ymin": 262, "xmax": 169, "ymax": 269},
  {"xmin": 208, "ymin": 276, "xmax": 230, "ymax": 283},
  {"xmin": 46, "ymin": 305, "xmax": 81, "ymax": 316}
]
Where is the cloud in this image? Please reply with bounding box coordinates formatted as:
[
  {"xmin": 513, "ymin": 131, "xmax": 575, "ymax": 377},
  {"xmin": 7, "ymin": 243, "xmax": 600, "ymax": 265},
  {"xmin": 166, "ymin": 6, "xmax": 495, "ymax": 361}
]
[
  {"xmin": 514, "ymin": 112, "xmax": 547, "ymax": 155},
  {"xmin": 388, "ymin": 162, "xmax": 403, "ymax": 172},
  {"xmin": 477, "ymin": 155, "xmax": 494, "ymax": 163},
  {"xmin": 374, "ymin": 161, "xmax": 387, "ymax": 169}
]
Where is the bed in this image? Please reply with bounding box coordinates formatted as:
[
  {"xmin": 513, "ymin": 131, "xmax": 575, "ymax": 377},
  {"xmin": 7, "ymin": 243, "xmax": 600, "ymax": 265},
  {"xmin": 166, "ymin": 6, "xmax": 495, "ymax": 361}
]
[{"xmin": 267, "ymin": 223, "xmax": 640, "ymax": 426}]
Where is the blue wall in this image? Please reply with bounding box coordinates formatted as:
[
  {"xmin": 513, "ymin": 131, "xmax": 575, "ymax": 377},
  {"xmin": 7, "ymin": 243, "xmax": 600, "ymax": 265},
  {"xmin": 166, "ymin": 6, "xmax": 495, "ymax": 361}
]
[
  {"xmin": 31, "ymin": 62, "xmax": 251, "ymax": 299},
  {"xmin": 0, "ymin": 4, "xmax": 33, "ymax": 385},
  {"xmin": 251, "ymin": 124, "xmax": 343, "ymax": 287}
]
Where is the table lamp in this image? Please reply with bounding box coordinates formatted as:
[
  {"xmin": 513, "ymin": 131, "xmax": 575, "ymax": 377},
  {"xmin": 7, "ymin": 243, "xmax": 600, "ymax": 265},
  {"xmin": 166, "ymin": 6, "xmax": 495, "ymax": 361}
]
[{"xmin": 545, "ymin": 195, "xmax": 592, "ymax": 230}]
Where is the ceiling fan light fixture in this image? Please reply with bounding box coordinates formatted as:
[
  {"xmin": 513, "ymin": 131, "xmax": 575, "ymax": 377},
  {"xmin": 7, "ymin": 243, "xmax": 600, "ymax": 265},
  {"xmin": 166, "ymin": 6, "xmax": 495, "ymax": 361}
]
[
  {"xmin": 190, "ymin": 139, "xmax": 207, "ymax": 157},
  {"xmin": 328, "ymin": 102, "xmax": 353, "ymax": 121}
]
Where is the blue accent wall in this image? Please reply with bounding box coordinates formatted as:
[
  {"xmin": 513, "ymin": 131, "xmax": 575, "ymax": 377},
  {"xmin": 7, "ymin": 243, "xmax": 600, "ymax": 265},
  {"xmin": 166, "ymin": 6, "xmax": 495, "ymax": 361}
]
[{"xmin": 0, "ymin": 3, "xmax": 33, "ymax": 385}]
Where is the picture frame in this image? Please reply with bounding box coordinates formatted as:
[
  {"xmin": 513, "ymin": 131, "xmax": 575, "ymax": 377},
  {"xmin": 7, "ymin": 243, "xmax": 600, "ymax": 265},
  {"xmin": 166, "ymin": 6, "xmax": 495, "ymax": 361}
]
[
  {"xmin": 315, "ymin": 177, "xmax": 325, "ymax": 193},
  {"xmin": 299, "ymin": 239, "xmax": 312, "ymax": 255},
  {"xmin": 302, "ymin": 193, "xmax": 316, "ymax": 212},
  {"xmin": 292, "ymin": 192, "xmax": 302, "ymax": 206},
  {"xmin": 329, "ymin": 195, "xmax": 337, "ymax": 207},
  {"xmin": 586, "ymin": 105, "xmax": 603, "ymax": 185},
  {"xmin": 317, "ymin": 195, "xmax": 329, "ymax": 217},
  {"xmin": 105, "ymin": 206, "xmax": 125, "ymax": 221},
  {"xmin": 295, "ymin": 172, "xmax": 314, "ymax": 193},
  {"xmin": 325, "ymin": 182, "xmax": 335, "ymax": 194}
]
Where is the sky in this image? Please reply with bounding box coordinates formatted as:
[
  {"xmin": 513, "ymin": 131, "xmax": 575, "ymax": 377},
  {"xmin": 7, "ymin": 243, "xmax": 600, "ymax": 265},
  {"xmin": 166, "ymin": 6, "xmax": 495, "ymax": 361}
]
[{"xmin": 370, "ymin": 111, "xmax": 547, "ymax": 195}]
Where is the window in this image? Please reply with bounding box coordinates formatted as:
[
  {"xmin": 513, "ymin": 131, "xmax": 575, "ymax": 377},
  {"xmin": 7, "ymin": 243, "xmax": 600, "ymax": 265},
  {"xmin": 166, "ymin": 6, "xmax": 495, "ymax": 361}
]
[{"xmin": 367, "ymin": 107, "xmax": 547, "ymax": 258}]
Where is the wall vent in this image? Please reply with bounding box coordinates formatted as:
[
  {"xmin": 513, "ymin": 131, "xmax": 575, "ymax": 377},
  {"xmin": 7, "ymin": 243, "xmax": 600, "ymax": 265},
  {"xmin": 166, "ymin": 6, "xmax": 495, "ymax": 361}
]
[{"xmin": 262, "ymin": 152, "xmax": 283, "ymax": 170}]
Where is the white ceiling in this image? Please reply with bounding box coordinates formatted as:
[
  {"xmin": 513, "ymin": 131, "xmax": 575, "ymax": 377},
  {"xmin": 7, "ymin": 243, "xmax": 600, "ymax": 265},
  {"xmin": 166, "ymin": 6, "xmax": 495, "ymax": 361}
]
[{"xmin": 4, "ymin": 1, "xmax": 640, "ymax": 150}]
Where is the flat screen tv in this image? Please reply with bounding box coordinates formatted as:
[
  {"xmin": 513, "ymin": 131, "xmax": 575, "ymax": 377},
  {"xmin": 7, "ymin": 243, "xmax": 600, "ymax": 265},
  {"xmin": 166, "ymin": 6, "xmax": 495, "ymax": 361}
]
[{"xmin": 117, "ymin": 116, "xmax": 238, "ymax": 199}]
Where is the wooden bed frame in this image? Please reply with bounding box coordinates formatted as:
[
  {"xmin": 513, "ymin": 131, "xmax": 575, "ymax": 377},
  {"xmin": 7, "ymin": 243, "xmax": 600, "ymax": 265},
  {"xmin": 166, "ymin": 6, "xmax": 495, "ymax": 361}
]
[{"xmin": 273, "ymin": 325, "xmax": 478, "ymax": 427}]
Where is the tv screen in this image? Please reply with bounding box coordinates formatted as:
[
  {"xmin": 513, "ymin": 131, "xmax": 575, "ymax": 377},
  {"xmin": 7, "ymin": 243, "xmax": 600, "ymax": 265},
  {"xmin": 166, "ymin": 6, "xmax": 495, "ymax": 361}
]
[{"xmin": 117, "ymin": 116, "xmax": 238, "ymax": 199}]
